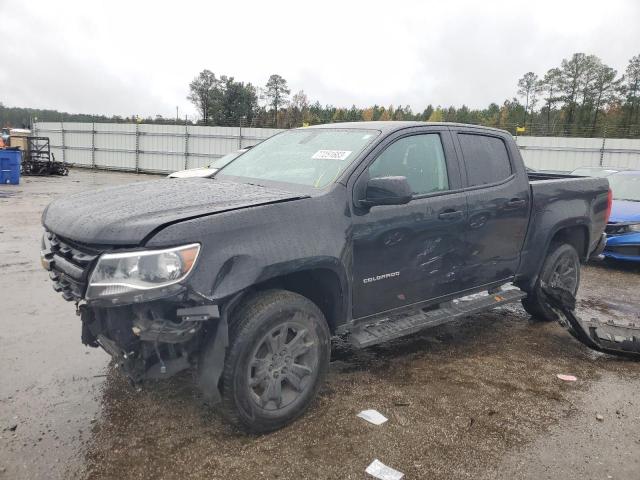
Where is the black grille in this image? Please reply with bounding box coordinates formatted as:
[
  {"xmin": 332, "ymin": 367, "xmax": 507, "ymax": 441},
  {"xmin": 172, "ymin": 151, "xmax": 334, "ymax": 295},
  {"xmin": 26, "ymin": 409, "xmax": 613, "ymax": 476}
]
[
  {"xmin": 42, "ymin": 231, "xmax": 100, "ymax": 301},
  {"xmin": 605, "ymin": 245, "xmax": 640, "ymax": 257},
  {"xmin": 605, "ymin": 223, "xmax": 629, "ymax": 235}
]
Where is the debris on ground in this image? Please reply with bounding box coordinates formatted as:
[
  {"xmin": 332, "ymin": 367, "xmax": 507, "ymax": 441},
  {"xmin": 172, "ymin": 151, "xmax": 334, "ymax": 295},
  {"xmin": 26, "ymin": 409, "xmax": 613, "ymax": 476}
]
[
  {"xmin": 357, "ymin": 409, "xmax": 388, "ymax": 425},
  {"xmin": 3, "ymin": 425, "xmax": 17, "ymax": 432},
  {"xmin": 557, "ymin": 374, "xmax": 578, "ymax": 382},
  {"xmin": 365, "ymin": 459, "xmax": 404, "ymax": 480},
  {"xmin": 596, "ymin": 413, "xmax": 605, "ymax": 421}
]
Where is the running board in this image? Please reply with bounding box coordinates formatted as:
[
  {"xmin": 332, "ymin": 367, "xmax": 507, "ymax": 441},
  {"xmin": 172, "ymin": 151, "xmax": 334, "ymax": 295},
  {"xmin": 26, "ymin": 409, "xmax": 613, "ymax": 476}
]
[{"xmin": 350, "ymin": 288, "xmax": 527, "ymax": 348}]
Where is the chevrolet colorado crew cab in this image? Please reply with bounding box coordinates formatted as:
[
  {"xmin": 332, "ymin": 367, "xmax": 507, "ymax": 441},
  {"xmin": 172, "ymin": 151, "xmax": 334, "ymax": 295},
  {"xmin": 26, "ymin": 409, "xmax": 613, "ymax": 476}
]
[{"xmin": 40, "ymin": 122, "xmax": 610, "ymax": 432}]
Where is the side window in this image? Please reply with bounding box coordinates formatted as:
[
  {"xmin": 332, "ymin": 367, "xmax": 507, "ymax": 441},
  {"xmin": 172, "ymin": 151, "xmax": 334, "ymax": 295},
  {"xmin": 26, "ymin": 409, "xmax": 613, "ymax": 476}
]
[
  {"xmin": 368, "ymin": 134, "xmax": 449, "ymax": 195},
  {"xmin": 458, "ymin": 134, "xmax": 512, "ymax": 186}
]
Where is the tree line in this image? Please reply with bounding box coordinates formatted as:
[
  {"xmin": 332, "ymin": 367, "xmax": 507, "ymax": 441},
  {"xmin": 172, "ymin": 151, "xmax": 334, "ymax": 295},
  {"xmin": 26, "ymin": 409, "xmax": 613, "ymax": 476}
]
[
  {"xmin": 516, "ymin": 53, "xmax": 639, "ymax": 137},
  {"xmin": 2, "ymin": 51, "xmax": 639, "ymax": 137},
  {"xmin": 186, "ymin": 52, "xmax": 639, "ymax": 137}
]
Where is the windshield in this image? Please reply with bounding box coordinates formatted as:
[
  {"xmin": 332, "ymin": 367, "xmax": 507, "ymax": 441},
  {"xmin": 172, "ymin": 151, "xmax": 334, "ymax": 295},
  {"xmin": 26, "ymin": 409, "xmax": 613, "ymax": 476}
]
[
  {"xmin": 608, "ymin": 173, "xmax": 640, "ymax": 201},
  {"xmin": 218, "ymin": 128, "xmax": 380, "ymax": 188},
  {"xmin": 208, "ymin": 150, "xmax": 244, "ymax": 169}
]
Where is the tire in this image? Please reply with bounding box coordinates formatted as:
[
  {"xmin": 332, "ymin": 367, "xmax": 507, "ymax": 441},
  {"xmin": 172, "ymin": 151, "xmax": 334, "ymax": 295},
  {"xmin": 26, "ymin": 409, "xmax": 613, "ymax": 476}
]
[
  {"xmin": 522, "ymin": 242, "xmax": 581, "ymax": 321},
  {"xmin": 218, "ymin": 289, "xmax": 331, "ymax": 433}
]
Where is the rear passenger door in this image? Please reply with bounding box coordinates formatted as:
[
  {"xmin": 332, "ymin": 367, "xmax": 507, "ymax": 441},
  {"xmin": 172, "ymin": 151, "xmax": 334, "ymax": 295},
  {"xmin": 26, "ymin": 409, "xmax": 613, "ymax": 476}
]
[{"xmin": 452, "ymin": 128, "xmax": 530, "ymax": 289}]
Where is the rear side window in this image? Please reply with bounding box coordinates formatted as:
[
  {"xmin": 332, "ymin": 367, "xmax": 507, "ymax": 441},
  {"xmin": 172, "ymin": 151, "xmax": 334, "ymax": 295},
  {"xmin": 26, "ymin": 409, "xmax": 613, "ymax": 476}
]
[{"xmin": 458, "ymin": 134, "xmax": 512, "ymax": 186}]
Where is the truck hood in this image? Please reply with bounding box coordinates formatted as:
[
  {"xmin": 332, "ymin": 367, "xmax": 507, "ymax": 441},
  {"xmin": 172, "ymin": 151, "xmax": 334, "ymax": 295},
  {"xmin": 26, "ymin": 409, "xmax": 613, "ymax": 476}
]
[
  {"xmin": 42, "ymin": 178, "xmax": 308, "ymax": 245},
  {"xmin": 609, "ymin": 199, "xmax": 640, "ymax": 223}
]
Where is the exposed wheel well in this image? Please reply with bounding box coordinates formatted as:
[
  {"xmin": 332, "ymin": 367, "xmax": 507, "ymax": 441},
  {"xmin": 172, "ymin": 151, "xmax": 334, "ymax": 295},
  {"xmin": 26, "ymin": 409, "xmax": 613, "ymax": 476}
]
[
  {"xmin": 549, "ymin": 225, "xmax": 589, "ymax": 261},
  {"xmin": 228, "ymin": 269, "xmax": 345, "ymax": 334}
]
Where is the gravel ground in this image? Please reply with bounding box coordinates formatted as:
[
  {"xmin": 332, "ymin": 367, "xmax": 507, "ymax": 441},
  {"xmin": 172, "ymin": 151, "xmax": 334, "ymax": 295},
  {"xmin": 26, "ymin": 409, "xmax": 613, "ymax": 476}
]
[{"xmin": 1, "ymin": 169, "xmax": 639, "ymax": 480}]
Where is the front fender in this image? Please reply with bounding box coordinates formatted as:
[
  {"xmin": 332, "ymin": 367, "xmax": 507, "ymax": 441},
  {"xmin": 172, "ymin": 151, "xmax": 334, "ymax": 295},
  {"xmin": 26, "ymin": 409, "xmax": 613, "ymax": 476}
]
[
  {"xmin": 143, "ymin": 190, "xmax": 353, "ymax": 309},
  {"xmin": 209, "ymin": 255, "xmax": 349, "ymax": 301}
]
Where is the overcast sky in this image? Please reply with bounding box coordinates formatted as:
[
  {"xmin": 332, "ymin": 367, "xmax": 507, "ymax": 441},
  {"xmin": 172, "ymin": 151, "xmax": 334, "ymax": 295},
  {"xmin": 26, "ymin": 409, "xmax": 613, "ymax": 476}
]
[{"xmin": 2, "ymin": 0, "xmax": 639, "ymax": 120}]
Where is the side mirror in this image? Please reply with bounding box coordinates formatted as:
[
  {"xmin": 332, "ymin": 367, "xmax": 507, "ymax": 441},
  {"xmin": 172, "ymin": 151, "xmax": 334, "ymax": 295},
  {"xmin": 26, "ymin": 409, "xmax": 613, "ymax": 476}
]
[{"xmin": 362, "ymin": 176, "xmax": 412, "ymax": 207}]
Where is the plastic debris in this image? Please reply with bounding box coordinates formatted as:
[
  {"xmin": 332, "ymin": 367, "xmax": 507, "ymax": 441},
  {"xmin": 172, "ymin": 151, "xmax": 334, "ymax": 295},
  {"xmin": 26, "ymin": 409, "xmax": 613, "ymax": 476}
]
[
  {"xmin": 556, "ymin": 374, "xmax": 577, "ymax": 382},
  {"xmin": 357, "ymin": 409, "xmax": 388, "ymax": 425},
  {"xmin": 366, "ymin": 459, "xmax": 404, "ymax": 480},
  {"xmin": 596, "ymin": 413, "xmax": 604, "ymax": 421}
]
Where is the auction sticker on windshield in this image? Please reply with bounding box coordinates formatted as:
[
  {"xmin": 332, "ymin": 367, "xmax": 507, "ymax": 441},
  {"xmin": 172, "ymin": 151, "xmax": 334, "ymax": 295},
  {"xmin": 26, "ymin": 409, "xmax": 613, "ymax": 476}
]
[{"xmin": 311, "ymin": 150, "xmax": 352, "ymax": 160}]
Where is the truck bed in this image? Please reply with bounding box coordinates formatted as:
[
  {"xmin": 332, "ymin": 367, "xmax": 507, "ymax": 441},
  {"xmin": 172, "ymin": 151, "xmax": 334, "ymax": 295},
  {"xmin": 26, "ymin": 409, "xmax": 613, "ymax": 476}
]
[
  {"xmin": 516, "ymin": 173, "xmax": 610, "ymax": 289},
  {"xmin": 527, "ymin": 171, "xmax": 579, "ymax": 181}
]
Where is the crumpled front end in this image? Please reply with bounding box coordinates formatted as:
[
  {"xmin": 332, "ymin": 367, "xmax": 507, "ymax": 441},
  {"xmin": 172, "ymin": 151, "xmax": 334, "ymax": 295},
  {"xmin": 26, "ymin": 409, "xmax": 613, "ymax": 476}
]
[
  {"xmin": 79, "ymin": 301, "xmax": 219, "ymax": 382},
  {"xmin": 40, "ymin": 230, "xmax": 227, "ymax": 398}
]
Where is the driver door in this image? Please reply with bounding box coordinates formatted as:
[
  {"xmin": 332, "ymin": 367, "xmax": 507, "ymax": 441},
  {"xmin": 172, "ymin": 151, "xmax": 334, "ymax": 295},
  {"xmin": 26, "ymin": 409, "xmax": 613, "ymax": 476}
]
[{"xmin": 351, "ymin": 128, "xmax": 469, "ymax": 318}]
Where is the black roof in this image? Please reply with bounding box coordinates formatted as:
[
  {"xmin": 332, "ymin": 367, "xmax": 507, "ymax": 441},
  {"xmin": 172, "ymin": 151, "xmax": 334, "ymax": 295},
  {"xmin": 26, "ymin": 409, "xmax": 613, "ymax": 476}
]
[{"xmin": 305, "ymin": 121, "xmax": 509, "ymax": 135}]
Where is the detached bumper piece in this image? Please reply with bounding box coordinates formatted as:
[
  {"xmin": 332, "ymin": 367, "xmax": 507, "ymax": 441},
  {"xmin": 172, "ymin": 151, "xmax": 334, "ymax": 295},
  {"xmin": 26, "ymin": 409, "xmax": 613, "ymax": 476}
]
[
  {"xmin": 41, "ymin": 231, "xmax": 99, "ymax": 301},
  {"xmin": 543, "ymin": 285, "xmax": 640, "ymax": 358}
]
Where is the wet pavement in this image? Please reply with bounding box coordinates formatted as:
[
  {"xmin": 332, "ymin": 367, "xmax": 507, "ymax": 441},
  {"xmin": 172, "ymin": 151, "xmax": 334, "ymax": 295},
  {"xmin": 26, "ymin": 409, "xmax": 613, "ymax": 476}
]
[{"xmin": 1, "ymin": 169, "xmax": 639, "ymax": 479}]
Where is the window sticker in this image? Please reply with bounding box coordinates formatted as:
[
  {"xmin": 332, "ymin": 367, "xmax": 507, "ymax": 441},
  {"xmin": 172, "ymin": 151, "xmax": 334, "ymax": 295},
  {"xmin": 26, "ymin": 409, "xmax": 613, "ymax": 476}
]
[{"xmin": 311, "ymin": 150, "xmax": 352, "ymax": 160}]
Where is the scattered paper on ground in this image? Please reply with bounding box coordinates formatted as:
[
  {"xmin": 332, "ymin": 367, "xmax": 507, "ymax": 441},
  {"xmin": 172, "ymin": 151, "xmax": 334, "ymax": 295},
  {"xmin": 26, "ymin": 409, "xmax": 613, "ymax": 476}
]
[
  {"xmin": 557, "ymin": 374, "xmax": 577, "ymax": 382},
  {"xmin": 357, "ymin": 409, "xmax": 388, "ymax": 425},
  {"xmin": 366, "ymin": 459, "xmax": 404, "ymax": 480}
]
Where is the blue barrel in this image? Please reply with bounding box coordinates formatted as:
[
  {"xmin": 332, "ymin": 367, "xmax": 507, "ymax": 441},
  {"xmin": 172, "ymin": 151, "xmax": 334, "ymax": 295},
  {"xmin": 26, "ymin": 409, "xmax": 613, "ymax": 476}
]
[{"xmin": 0, "ymin": 149, "xmax": 22, "ymax": 185}]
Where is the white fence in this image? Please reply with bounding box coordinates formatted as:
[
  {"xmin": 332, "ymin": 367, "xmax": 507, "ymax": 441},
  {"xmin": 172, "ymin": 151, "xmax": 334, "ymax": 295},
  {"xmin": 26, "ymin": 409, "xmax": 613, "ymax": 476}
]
[
  {"xmin": 33, "ymin": 122, "xmax": 640, "ymax": 174},
  {"xmin": 515, "ymin": 136, "xmax": 640, "ymax": 171},
  {"xmin": 33, "ymin": 122, "xmax": 283, "ymax": 174}
]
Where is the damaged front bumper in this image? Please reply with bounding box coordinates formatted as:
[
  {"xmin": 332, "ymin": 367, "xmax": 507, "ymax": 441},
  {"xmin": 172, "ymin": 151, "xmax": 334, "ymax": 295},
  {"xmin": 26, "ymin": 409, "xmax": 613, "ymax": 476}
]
[
  {"xmin": 41, "ymin": 230, "xmax": 230, "ymax": 403},
  {"xmin": 78, "ymin": 299, "xmax": 229, "ymax": 404},
  {"xmin": 80, "ymin": 302, "xmax": 220, "ymax": 379}
]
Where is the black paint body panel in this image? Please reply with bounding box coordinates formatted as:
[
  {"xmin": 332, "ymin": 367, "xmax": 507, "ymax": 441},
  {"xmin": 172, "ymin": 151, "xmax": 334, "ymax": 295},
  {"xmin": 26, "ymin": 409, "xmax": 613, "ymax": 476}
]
[
  {"xmin": 42, "ymin": 178, "xmax": 307, "ymax": 245},
  {"xmin": 41, "ymin": 122, "xmax": 609, "ymax": 330}
]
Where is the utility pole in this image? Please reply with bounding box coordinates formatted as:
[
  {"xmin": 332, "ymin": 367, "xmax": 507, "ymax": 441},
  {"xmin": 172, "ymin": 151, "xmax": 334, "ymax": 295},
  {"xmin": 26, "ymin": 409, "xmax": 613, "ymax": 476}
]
[
  {"xmin": 176, "ymin": 106, "xmax": 179, "ymax": 124},
  {"xmin": 599, "ymin": 123, "xmax": 607, "ymax": 166}
]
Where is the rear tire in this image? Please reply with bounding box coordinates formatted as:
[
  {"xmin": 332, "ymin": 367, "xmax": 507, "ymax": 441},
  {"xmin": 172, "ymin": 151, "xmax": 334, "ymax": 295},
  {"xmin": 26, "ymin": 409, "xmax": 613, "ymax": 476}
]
[
  {"xmin": 218, "ymin": 289, "xmax": 331, "ymax": 433},
  {"xmin": 522, "ymin": 242, "xmax": 581, "ymax": 321}
]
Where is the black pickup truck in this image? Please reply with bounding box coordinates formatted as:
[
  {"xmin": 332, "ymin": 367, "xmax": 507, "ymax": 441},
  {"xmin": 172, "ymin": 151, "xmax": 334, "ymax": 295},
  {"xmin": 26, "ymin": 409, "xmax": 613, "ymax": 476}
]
[{"xmin": 40, "ymin": 122, "xmax": 611, "ymax": 432}]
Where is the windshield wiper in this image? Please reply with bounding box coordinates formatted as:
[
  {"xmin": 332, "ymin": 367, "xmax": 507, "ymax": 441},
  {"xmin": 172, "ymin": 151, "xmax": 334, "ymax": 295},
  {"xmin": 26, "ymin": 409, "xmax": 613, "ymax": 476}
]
[{"xmin": 615, "ymin": 198, "xmax": 640, "ymax": 202}]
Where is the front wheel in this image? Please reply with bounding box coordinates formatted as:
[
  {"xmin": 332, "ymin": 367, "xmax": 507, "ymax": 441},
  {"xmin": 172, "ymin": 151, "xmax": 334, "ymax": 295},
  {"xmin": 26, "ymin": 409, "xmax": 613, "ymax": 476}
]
[
  {"xmin": 218, "ymin": 289, "xmax": 331, "ymax": 433},
  {"xmin": 522, "ymin": 242, "xmax": 581, "ymax": 321}
]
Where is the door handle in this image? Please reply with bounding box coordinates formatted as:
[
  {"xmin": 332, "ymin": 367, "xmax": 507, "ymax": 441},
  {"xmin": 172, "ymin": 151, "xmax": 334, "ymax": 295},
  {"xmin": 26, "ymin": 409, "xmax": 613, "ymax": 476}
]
[
  {"xmin": 506, "ymin": 198, "xmax": 526, "ymax": 208},
  {"xmin": 438, "ymin": 210, "xmax": 463, "ymax": 220}
]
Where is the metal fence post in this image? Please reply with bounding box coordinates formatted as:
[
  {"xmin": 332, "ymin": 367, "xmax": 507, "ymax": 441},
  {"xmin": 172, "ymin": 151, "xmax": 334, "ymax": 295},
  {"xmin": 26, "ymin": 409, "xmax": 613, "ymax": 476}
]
[
  {"xmin": 60, "ymin": 121, "xmax": 66, "ymax": 163},
  {"xmin": 184, "ymin": 124, "xmax": 189, "ymax": 170},
  {"xmin": 91, "ymin": 122, "xmax": 96, "ymax": 168},
  {"xmin": 238, "ymin": 122, "xmax": 243, "ymax": 150},
  {"xmin": 599, "ymin": 124, "xmax": 607, "ymax": 166},
  {"xmin": 135, "ymin": 123, "xmax": 140, "ymax": 173}
]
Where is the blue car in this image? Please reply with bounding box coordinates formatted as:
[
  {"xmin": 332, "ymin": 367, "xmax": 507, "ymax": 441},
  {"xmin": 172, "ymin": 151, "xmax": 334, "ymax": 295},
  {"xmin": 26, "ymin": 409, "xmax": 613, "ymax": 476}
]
[{"xmin": 603, "ymin": 171, "xmax": 640, "ymax": 262}]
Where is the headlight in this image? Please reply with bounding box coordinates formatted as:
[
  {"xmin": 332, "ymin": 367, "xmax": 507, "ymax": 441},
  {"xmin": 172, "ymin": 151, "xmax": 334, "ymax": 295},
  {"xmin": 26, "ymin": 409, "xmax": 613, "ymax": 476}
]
[
  {"xmin": 86, "ymin": 243, "xmax": 200, "ymax": 299},
  {"xmin": 628, "ymin": 223, "xmax": 640, "ymax": 233}
]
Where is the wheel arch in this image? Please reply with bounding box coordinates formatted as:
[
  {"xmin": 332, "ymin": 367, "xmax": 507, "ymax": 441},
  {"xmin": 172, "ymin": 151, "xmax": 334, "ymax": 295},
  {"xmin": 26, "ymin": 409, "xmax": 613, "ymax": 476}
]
[
  {"xmin": 517, "ymin": 222, "xmax": 590, "ymax": 292},
  {"xmin": 548, "ymin": 224, "xmax": 590, "ymax": 261},
  {"xmin": 215, "ymin": 261, "xmax": 349, "ymax": 335}
]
